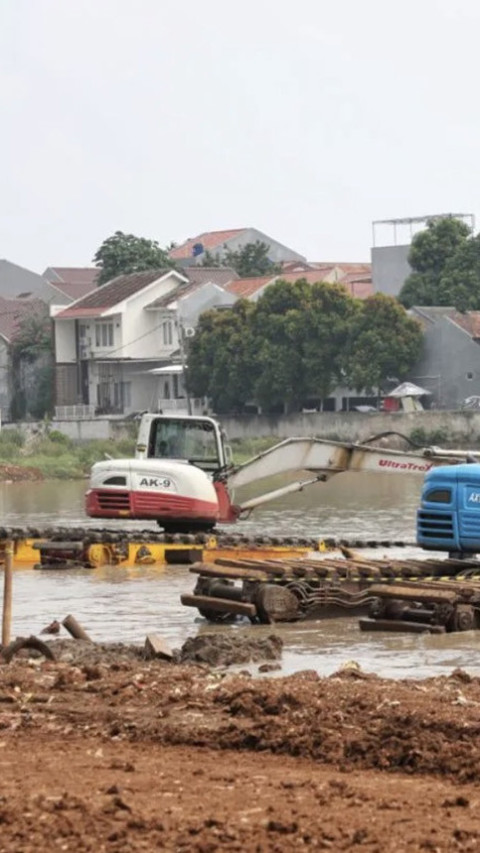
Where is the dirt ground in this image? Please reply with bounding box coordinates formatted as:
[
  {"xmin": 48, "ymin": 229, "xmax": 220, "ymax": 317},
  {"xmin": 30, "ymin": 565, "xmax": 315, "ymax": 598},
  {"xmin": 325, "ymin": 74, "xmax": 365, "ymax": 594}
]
[
  {"xmin": 0, "ymin": 464, "xmax": 43, "ymax": 483},
  {"xmin": 2, "ymin": 640, "xmax": 480, "ymax": 851}
]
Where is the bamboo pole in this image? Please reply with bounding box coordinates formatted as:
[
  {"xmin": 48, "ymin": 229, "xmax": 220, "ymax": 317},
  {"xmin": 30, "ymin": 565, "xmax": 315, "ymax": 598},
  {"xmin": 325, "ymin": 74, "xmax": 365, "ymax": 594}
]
[{"xmin": 2, "ymin": 540, "xmax": 13, "ymax": 647}]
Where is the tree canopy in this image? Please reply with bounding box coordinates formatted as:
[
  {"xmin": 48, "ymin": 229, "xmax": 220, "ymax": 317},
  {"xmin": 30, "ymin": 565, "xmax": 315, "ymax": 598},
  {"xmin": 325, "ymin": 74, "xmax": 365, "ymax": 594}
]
[
  {"xmin": 398, "ymin": 218, "xmax": 471, "ymax": 309},
  {"xmin": 343, "ymin": 293, "xmax": 423, "ymax": 393},
  {"xmin": 437, "ymin": 234, "xmax": 480, "ymax": 312},
  {"xmin": 10, "ymin": 308, "xmax": 54, "ymax": 420},
  {"xmin": 93, "ymin": 231, "xmax": 176, "ymax": 286},
  {"xmin": 186, "ymin": 280, "xmax": 422, "ymax": 413},
  {"xmin": 201, "ymin": 241, "xmax": 280, "ymax": 278}
]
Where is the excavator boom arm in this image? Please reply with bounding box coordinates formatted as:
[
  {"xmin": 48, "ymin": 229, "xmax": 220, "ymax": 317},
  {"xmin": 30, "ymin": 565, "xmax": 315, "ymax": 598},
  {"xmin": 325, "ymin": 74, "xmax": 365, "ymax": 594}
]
[{"xmin": 228, "ymin": 437, "xmax": 467, "ymax": 492}]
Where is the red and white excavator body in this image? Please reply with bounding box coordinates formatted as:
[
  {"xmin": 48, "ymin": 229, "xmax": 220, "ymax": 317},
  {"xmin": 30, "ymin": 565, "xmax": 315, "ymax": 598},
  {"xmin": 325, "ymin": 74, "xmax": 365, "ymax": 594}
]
[{"xmin": 86, "ymin": 413, "xmax": 473, "ymax": 532}]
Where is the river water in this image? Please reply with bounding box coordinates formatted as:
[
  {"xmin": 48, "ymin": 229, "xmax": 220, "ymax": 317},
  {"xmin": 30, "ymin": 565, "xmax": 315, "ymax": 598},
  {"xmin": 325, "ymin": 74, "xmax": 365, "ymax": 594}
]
[{"xmin": 2, "ymin": 473, "xmax": 480, "ymax": 679}]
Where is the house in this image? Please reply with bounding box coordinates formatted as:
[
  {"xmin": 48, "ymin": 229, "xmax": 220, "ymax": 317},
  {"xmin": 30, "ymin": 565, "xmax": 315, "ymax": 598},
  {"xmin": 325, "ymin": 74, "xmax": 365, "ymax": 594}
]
[
  {"xmin": 169, "ymin": 228, "xmax": 306, "ymax": 267},
  {"xmin": 225, "ymin": 264, "xmax": 373, "ymax": 302},
  {"xmin": 408, "ymin": 307, "xmax": 480, "ymax": 409},
  {"xmin": 43, "ymin": 266, "xmax": 99, "ymax": 302},
  {"xmin": 52, "ymin": 268, "xmax": 237, "ymax": 416},
  {"xmin": 0, "ymin": 296, "xmax": 48, "ymax": 418},
  {"xmin": 0, "ymin": 260, "xmax": 64, "ymax": 303}
]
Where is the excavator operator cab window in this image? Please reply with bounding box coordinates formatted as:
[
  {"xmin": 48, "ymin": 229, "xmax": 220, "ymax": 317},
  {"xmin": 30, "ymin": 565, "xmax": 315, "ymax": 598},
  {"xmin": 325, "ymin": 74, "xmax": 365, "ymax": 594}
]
[{"xmin": 148, "ymin": 418, "xmax": 223, "ymax": 472}]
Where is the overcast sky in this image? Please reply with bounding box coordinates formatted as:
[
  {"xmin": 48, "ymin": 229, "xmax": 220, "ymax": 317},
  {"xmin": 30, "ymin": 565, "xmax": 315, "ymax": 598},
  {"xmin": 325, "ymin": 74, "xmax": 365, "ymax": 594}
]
[{"xmin": 1, "ymin": 0, "xmax": 479, "ymax": 271}]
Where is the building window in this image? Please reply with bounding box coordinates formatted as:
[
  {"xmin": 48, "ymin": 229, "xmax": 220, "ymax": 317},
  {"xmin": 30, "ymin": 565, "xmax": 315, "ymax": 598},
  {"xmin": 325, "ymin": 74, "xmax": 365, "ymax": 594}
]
[
  {"xmin": 162, "ymin": 320, "xmax": 173, "ymax": 346},
  {"xmin": 467, "ymin": 372, "xmax": 474, "ymax": 380},
  {"xmin": 113, "ymin": 382, "xmax": 131, "ymax": 409},
  {"xmin": 95, "ymin": 323, "xmax": 114, "ymax": 347}
]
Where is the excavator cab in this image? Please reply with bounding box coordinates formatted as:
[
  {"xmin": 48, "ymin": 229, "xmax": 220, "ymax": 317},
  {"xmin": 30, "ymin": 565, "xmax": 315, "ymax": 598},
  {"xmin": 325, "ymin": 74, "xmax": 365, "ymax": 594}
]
[{"xmin": 135, "ymin": 414, "xmax": 230, "ymax": 474}]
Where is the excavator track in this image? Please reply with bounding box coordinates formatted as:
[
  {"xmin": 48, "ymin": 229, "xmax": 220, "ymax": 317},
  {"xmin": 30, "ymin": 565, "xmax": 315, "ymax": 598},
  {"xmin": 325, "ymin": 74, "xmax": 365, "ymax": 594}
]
[
  {"xmin": 0, "ymin": 526, "xmax": 417, "ymax": 570},
  {"xmin": 180, "ymin": 555, "xmax": 480, "ymax": 631}
]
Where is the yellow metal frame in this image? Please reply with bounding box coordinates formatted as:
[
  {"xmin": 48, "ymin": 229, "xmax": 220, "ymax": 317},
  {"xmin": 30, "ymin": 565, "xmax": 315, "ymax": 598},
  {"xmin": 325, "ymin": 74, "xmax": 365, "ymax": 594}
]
[{"xmin": 0, "ymin": 537, "xmax": 320, "ymax": 569}]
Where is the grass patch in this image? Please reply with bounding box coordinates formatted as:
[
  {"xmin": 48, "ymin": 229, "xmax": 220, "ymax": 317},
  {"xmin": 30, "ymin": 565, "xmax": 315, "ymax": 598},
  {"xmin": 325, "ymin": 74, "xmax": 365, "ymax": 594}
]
[
  {"xmin": 229, "ymin": 436, "xmax": 280, "ymax": 465},
  {"xmin": 0, "ymin": 434, "xmax": 137, "ymax": 480}
]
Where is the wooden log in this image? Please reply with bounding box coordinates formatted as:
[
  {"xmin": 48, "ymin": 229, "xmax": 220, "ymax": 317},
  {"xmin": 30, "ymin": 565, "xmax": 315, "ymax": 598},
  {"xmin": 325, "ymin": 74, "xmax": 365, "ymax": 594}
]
[
  {"xmin": 2, "ymin": 539, "xmax": 13, "ymax": 647},
  {"xmin": 359, "ymin": 618, "xmax": 445, "ymax": 634},
  {"xmin": 189, "ymin": 562, "xmax": 269, "ymax": 581},
  {"xmin": 62, "ymin": 614, "xmax": 92, "ymax": 642},
  {"xmin": 255, "ymin": 584, "xmax": 300, "ymax": 624},
  {"xmin": 368, "ymin": 583, "xmax": 458, "ymax": 604},
  {"xmin": 213, "ymin": 558, "xmax": 286, "ymax": 577},
  {"xmin": 180, "ymin": 594, "xmax": 257, "ymax": 617}
]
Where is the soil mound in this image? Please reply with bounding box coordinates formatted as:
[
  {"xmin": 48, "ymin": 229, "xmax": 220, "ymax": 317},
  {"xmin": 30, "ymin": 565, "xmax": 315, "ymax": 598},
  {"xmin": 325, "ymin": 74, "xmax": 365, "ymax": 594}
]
[
  {"xmin": 0, "ymin": 463, "xmax": 44, "ymax": 482},
  {"xmin": 179, "ymin": 633, "xmax": 283, "ymax": 667}
]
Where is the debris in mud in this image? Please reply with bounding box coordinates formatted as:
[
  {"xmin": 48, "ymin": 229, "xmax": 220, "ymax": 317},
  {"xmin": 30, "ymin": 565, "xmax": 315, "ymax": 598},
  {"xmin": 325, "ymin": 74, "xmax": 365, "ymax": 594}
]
[{"xmin": 179, "ymin": 633, "xmax": 283, "ymax": 667}]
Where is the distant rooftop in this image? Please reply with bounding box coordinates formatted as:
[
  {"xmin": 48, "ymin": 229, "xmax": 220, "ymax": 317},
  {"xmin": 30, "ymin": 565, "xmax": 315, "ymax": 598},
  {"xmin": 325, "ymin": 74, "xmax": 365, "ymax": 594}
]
[{"xmin": 372, "ymin": 213, "xmax": 475, "ymax": 247}]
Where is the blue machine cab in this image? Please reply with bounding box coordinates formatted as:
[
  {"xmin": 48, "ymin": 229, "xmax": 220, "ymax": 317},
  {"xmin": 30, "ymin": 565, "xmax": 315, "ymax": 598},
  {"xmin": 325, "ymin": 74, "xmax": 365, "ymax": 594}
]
[{"xmin": 417, "ymin": 464, "xmax": 480, "ymax": 554}]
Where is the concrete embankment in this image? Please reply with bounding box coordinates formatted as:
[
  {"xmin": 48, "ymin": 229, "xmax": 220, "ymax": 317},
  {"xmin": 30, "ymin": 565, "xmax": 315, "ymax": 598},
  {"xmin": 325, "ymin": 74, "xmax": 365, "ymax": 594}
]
[
  {"xmin": 220, "ymin": 409, "xmax": 480, "ymax": 443},
  {"xmin": 8, "ymin": 409, "xmax": 480, "ymax": 445}
]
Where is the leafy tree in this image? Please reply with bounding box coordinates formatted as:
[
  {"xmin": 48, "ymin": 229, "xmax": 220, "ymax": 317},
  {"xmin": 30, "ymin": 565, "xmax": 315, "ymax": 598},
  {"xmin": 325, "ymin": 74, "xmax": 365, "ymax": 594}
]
[
  {"xmin": 398, "ymin": 217, "xmax": 470, "ymax": 308},
  {"xmin": 437, "ymin": 233, "xmax": 480, "ymax": 312},
  {"xmin": 187, "ymin": 283, "xmax": 424, "ymax": 414},
  {"xmin": 200, "ymin": 249, "xmax": 223, "ymax": 267},
  {"xmin": 224, "ymin": 241, "xmax": 281, "ymax": 278},
  {"xmin": 10, "ymin": 308, "xmax": 54, "ymax": 419},
  {"xmin": 187, "ymin": 279, "xmax": 361, "ymax": 413},
  {"xmin": 252, "ymin": 280, "xmax": 356, "ymax": 411},
  {"xmin": 186, "ymin": 300, "xmax": 257, "ymax": 413},
  {"xmin": 343, "ymin": 293, "xmax": 423, "ymax": 393},
  {"xmin": 93, "ymin": 231, "xmax": 176, "ymax": 286}
]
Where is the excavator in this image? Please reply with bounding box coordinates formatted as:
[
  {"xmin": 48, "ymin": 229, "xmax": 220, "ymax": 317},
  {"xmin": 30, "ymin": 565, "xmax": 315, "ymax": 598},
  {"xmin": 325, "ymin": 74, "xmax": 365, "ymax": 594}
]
[{"xmin": 85, "ymin": 413, "xmax": 471, "ymax": 534}]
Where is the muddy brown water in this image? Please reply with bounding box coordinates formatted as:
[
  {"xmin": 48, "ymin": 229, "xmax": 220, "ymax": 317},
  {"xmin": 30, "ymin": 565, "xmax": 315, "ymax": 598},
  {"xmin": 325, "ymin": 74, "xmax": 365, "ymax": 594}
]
[{"xmin": 2, "ymin": 472, "xmax": 480, "ymax": 679}]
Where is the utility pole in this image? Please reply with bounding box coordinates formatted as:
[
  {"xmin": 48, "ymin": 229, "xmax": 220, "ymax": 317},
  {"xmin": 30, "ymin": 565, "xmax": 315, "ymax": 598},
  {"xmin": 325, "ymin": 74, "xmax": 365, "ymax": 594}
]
[{"xmin": 177, "ymin": 319, "xmax": 192, "ymax": 415}]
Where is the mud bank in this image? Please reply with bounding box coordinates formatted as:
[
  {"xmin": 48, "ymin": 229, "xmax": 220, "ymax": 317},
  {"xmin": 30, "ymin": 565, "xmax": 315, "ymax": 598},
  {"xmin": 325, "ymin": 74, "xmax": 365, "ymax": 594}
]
[
  {"xmin": 0, "ymin": 464, "xmax": 43, "ymax": 482},
  {"xmin": 1, "ymin": 641, "xmax": 480, "ymax": 850}
]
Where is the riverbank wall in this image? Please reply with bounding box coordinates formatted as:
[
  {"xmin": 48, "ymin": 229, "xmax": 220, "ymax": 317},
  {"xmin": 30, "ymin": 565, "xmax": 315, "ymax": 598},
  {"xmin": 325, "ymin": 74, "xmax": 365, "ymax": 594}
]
[
  {"xmin": 222, "ymin": 410, "xmax": 480, "ymax": 443},
  {"xmin": 5, "ymin": 410, "xmax": 480, "ymax": 445}
]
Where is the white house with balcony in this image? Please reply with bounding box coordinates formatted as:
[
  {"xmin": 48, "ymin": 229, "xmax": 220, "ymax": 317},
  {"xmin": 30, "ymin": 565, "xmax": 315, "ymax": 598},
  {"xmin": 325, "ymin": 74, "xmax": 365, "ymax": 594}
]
[{"xmin": 52, "ymin": 267, "xmax": 237, "ymax": 416}]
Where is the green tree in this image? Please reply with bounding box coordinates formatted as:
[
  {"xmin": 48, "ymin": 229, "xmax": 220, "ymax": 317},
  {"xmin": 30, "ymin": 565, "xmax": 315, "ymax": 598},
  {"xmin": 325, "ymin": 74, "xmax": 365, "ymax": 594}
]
[
  {"xmin": 93, "ymin": 231, "xmax": 176, "ymax": 286},
  {"xmin": 437, "ymin": 233, "xmax": 480, "ymax": 312},
  {"xmin": 343, "ymin": 293, "xmax": 423, "ymax": 393},
  {"xmin": 252, "ymin": 280, "xmax": 356, "ymax": 411},
  {"xmin": 186, "ymin": 300, "xmax": 257, "ymax": 413},
  {"xmin": 224, "ymin": 241, "xmax": 281, "ymax": 277},
  {"xmin": 398, "ymin": 217, "xmax": 471, "ymax": 308},
  {"xmin": 200, "ymin": 249, "xmax": 223, "ymax": 267},
  {"xmin": 10, "ymin": 308, "xmax": 54, "ymax": 420}
]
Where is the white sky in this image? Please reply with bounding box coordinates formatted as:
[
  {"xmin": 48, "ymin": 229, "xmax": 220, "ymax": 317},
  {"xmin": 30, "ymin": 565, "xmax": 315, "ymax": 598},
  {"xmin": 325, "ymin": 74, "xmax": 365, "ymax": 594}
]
[{"xmin": 1, "ymin": 0, "xmax": 479, "ymax": 271}]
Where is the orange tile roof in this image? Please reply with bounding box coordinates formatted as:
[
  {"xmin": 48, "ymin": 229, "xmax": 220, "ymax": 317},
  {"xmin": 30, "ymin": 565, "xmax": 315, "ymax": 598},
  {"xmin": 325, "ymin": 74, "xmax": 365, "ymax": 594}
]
[
  {"xmin": 226, "ymin": 268, "xmax": 373, "ymax": 301},
  {"xmin": 225, "ymin": 276, "xmax": 274, "ymax": 298},
  {"xmin": 169, "ymin": 229, "xmax": 246, "ymax": 260}
]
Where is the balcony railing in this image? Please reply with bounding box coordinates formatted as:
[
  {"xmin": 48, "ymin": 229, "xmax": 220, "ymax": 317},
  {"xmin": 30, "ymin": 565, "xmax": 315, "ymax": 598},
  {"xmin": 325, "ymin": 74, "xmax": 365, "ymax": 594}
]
[
  {"xmin": 157, "ymin": 398, "xmax": 207, "ymax": 415},
  {"xmin": 54, "ymin": 405, "xmax": 96, "ymax": 420}
]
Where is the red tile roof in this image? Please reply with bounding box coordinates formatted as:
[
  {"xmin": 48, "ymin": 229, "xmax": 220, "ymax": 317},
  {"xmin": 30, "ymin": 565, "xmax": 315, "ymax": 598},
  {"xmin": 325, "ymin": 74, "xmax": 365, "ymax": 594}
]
[
  {"xmin": 0, "ymin": 297, "xmax": 47, "ymax": 343},
  {"xmin": 225, "ymin": 268, "xmax": 373, "ymax": 301},
  {"xmin": 225, "ymin": 276, "xmax": 274, "ymax": 298},
  {"xmin": 169, "ymin": 230, "xmax": 246, "ymax": 261},
  {"xmin": 55, "ymin": 269, "xmax": 174, "ymax": 319},
  {"xmin": 47, "ymin": 267, "xmax": 99, "ymax": 286},
  {"xmin": 51, "ymin": 281, "xmax": 96, "ymax": 301}
]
